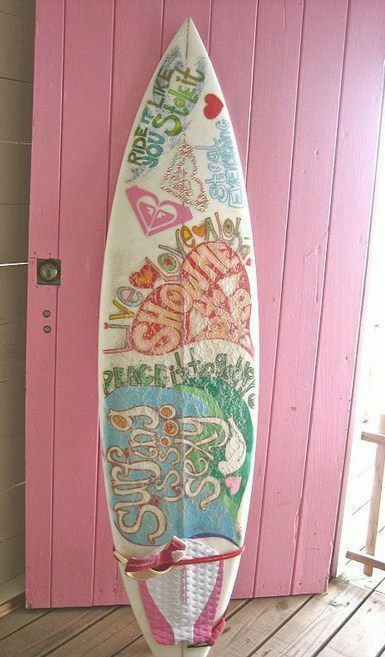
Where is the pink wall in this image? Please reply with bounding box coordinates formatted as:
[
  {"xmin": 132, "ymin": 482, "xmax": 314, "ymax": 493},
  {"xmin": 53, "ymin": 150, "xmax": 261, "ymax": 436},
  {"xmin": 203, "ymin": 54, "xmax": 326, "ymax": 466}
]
[{"xmin": 26, "ymin": 0, "xmax": 385, "ymax": 607}]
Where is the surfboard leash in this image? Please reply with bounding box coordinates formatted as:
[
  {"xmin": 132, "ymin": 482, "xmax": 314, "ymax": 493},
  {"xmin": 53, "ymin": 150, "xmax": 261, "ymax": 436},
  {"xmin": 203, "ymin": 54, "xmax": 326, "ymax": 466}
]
[{"xmin": 113, "ymin": 537, "xmax": 244, "ymax": 575}]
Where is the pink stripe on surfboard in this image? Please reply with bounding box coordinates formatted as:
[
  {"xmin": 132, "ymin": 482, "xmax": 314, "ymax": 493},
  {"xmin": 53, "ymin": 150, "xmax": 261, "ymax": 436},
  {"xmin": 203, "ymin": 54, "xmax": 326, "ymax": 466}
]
[
  {"xmin": 194, "ymin": 561, "xmax": 224, "ymax": 645},
  {"xmin": 139, "ymin": 580, "xmax": 174, "ymax": 645}
]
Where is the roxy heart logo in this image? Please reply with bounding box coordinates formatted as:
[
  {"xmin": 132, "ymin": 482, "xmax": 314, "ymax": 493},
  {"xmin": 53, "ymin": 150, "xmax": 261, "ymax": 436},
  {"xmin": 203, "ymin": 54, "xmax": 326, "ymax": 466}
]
[{"xmin": 126, "ymin": 185, "xmax": 192, "ymax": 237}]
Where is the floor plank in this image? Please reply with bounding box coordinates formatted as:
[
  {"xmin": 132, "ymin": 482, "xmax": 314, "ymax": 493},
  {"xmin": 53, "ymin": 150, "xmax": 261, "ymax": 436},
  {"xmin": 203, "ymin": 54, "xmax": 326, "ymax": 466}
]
[
  {"xmin": 0, "ymin": 607, "xmax": 115, "ymax": 657},
  {"xmin": 114, "ymin": 634, "xmax": 152, "ymax": 657},
  {"xmin": 111, "ymin": 600, "xmax": 248, "ymax": 657},
  {"xmin": 44, "ymin": 607, "xmax": 140, "ymax": 657},
  {"xmin": 317, "ymin": 590, "xmax": 385, "ymax": 656},
  {"xmin": 351, "ymin": 470, "xmax": 373, "ymax": 514},
  {"xmin": 251, "ymin": 575, "xmax": 373, "ymax": 656},
  {"xmin": 0, "ymin": 607, "xmax": 48, "ymax": 641},
  {"xmin": 344, "ymin": 525, "xmax": 385, "ymax": 592},
  {"xmin": 0, "ymin": 592, "xmax": 25, "ymax": 619},
  {"xmin": 1, "ymin": 574, "xmax": 385, "ymax": 657},
  {"xmin": 209, "ymin": 594, "xmax": 310, "ymax": 657},
  {"xmin": 0, "ymin": 574, "xmax": 25, "ymax": 610},
  {"xmin": 114, "ymin": 595, "xmax": 309, "ymax": 657},
  {"xmin": 376, "ymin": 577, "xmax": 385, "ymax": 594}
]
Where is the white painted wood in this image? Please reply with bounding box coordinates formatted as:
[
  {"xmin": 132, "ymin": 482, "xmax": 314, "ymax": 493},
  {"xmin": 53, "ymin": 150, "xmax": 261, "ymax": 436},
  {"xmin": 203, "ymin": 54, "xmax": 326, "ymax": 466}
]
[
  {"xmin": 364, "ymin": 415, "xmax": 385, "ymax": 574},
  {"xmin": 0, "ymin": 484, "xmax": 24, "ymax": 542},
  {"xmin": 0, "ymin": 378, "xmax": 25, "ymax": 491},
  {"xmin": 0, "ymin": 79, "xmax": 32, "ymax": 143},
  {"xmin": 0, "ymin": 205, "xmax": 29, "ymax": 264},
  {"xmin": 346, "ymin": 551, "xmax": 385, "ymax": 572},
  {"xmin": 0, "ymin": 0, "xmax": 34, "ymax": 82},
  {"xmin": 362, "ymin": 431, "xmax": 385, "ymax": 446},
  {"xmin": 0, "ymin": 0, "xmax": 33, "ymax": 600},
  {"xmin": 0, "ymin": 574, "xmax": 24, "ymax": 607},
  {"xmin": 0, "ymin": 265, "xmax": 27, "ymax": 323},
  {"xmin": 0, "ymin": 322, "xmax": 25, "ymax": 384},
  {"xmin": 0, "ymin": 144, "xmax": 30, "ymax": 204},
  {"xmin": 0, "ymin": 534, "xmax": 24, "ymax": 586}
]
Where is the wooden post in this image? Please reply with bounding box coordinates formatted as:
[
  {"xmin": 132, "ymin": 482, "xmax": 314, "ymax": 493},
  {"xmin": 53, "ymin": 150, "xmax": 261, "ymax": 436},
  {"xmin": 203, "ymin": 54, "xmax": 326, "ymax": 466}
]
[{"xmin": 364, "ymin": 414, "xmax": 385, "ymax": 575}]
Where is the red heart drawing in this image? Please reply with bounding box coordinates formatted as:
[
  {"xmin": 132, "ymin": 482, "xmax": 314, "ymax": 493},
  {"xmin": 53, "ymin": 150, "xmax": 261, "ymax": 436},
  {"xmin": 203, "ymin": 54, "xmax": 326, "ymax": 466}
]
[
  {"xmin": 129, "ymin": 263, "xmax": 158, "ymax": 288},
  {"xmin": 203, "ymin": 93, "xmax": 223, "ymax": 119}
]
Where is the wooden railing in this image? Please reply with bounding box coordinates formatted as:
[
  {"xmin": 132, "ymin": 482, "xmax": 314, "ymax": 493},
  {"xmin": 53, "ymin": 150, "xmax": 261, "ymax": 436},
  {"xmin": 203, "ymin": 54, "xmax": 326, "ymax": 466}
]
[{"xmin": 347, "ymin": 415, "xmax": 385, "ymax": 574}]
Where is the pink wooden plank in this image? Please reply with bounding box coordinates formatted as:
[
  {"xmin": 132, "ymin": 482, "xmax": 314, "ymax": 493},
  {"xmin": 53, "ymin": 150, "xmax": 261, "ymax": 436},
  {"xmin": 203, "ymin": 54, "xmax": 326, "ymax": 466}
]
[
  {"xmin": 209, "ymin": 0, "xmax": 258, "ymax": 172},
  {"xmin": 25, "ymin": 0, "xmax": 64, "ymax": 608},
  {"xmin": 234, "ymin": 0, "xmax": 305, "ymax": 598},
  {"xmin": 50, "ymin": 0, "xmax": 115, "ymax": 607},
  {"xmin": 92, "ymin": 0, "xmax": 164, "ymax": 606},
  {"xmin": 292, "ymin": 0, "xmax": 385, "ymax": 594},
  {"xmin": 254, "ymin": 0, "xmax": 349, "ymax": 597}
]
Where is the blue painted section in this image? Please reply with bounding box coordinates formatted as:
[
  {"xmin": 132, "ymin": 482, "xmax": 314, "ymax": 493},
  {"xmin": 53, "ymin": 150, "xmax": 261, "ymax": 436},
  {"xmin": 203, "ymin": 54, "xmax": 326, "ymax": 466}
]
[{"xmin": 102, "ymin": 383, "xmax": 250, "ymax": 546}]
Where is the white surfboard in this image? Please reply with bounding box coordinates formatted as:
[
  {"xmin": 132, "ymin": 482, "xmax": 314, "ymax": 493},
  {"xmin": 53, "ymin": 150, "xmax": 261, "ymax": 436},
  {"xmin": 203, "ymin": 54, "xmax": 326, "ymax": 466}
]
[{"xmin": 99, "ymin": 18, "xmax": 259, "ymax": 657}]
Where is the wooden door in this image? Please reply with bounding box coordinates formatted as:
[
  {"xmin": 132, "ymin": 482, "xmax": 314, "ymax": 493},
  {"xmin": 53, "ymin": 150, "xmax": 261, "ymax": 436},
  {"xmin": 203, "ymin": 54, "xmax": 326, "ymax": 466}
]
[{"xmin": 26, "ymin": 0, "xmax": 385, "ymax": 607}]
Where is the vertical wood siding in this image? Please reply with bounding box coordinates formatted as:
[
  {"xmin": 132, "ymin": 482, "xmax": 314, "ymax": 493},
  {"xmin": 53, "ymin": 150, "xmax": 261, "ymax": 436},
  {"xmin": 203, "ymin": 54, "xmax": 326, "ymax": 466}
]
[
  {"xmin": 254, "ymin": 0, "xmax": 350, "ymax": 597},
  {"xmin": 0, "ymin": 0, "xmax": 34, "ymax": 597},
  {"xmin": 25, "ymin": 0, "xmax": 63, "ymax": 607},
  {"xmin": 291, "ymin": 0, "xmax": 385, "ymax": 594},
  {"xmin": 26, "ymin": 0, "xmax": 385, "ymax": 606}
]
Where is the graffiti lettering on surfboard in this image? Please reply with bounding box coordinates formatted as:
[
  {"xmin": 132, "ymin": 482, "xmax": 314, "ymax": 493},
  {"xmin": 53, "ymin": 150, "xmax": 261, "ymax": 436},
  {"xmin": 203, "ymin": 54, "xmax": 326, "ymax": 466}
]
[
  {"xmin": 103, "ymin": 382, "xmax": 252, "ymax": 545},
  {"xmin": 131, "ymin": 242, "xmax": 252, "ymax": 355},
  {"xmin": 197, "ymin": 119, "xmax": 244, "ymax": 208},
  {"xmin": 102, "ymin": 346, "xmax": 256, "ymax": 401},
  {"xmin": 103, "ymin": 211, "xmax": 253, "ymax": 355},
  {"xmin": 126, "ymin": 48, "xmax": 205, "ymax": 174}
]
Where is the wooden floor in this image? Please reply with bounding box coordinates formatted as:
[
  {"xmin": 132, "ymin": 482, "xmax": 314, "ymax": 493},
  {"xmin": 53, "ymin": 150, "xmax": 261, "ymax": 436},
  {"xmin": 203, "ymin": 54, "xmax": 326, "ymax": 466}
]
[
  {"xmin": 1, "ymin": 552, "xmax": 385, "ymax": 657},
  {"xmin": 2, "ymin": 441, "xmax": 385, "ymax": 657}
]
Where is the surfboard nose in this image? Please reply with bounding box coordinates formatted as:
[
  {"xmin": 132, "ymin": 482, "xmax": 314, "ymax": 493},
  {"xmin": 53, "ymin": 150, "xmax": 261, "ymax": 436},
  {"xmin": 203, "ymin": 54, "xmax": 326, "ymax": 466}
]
[{"xmin": 170, "ymin": 16, "xmax": 208, "ymax": 64}]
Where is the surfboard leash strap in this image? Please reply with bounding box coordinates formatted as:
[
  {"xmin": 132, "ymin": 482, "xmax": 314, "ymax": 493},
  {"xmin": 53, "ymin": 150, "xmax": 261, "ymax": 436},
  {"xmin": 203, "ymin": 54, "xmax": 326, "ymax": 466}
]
[
  {"xmin": 113, "ymin": 538, "xmax": 244, "ymax": 574},
  {"xmin": 187, "ymin": 609, "xmax": 228, "ymax": 648},
  {"xmin": 207, "ymin": 611, "xmax": 227, "ymax": 646}
]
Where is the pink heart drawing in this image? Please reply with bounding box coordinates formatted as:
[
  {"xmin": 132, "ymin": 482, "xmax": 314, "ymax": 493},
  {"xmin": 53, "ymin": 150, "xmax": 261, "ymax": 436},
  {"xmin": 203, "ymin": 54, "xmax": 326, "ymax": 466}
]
[
  {"xmin": 126, "ymin": 185, "xmax": 193, "ymax": 236},
  {"xmin": 225, "ymin": 476, "xmax": 242, "ymax": 495}
]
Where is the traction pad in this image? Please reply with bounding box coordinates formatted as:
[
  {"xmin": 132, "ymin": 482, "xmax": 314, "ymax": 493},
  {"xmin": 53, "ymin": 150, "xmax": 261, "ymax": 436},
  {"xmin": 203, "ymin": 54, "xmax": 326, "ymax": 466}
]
[{"xmin": 138, "ymin": 539, "xmax": 225, "ymax": 645}]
